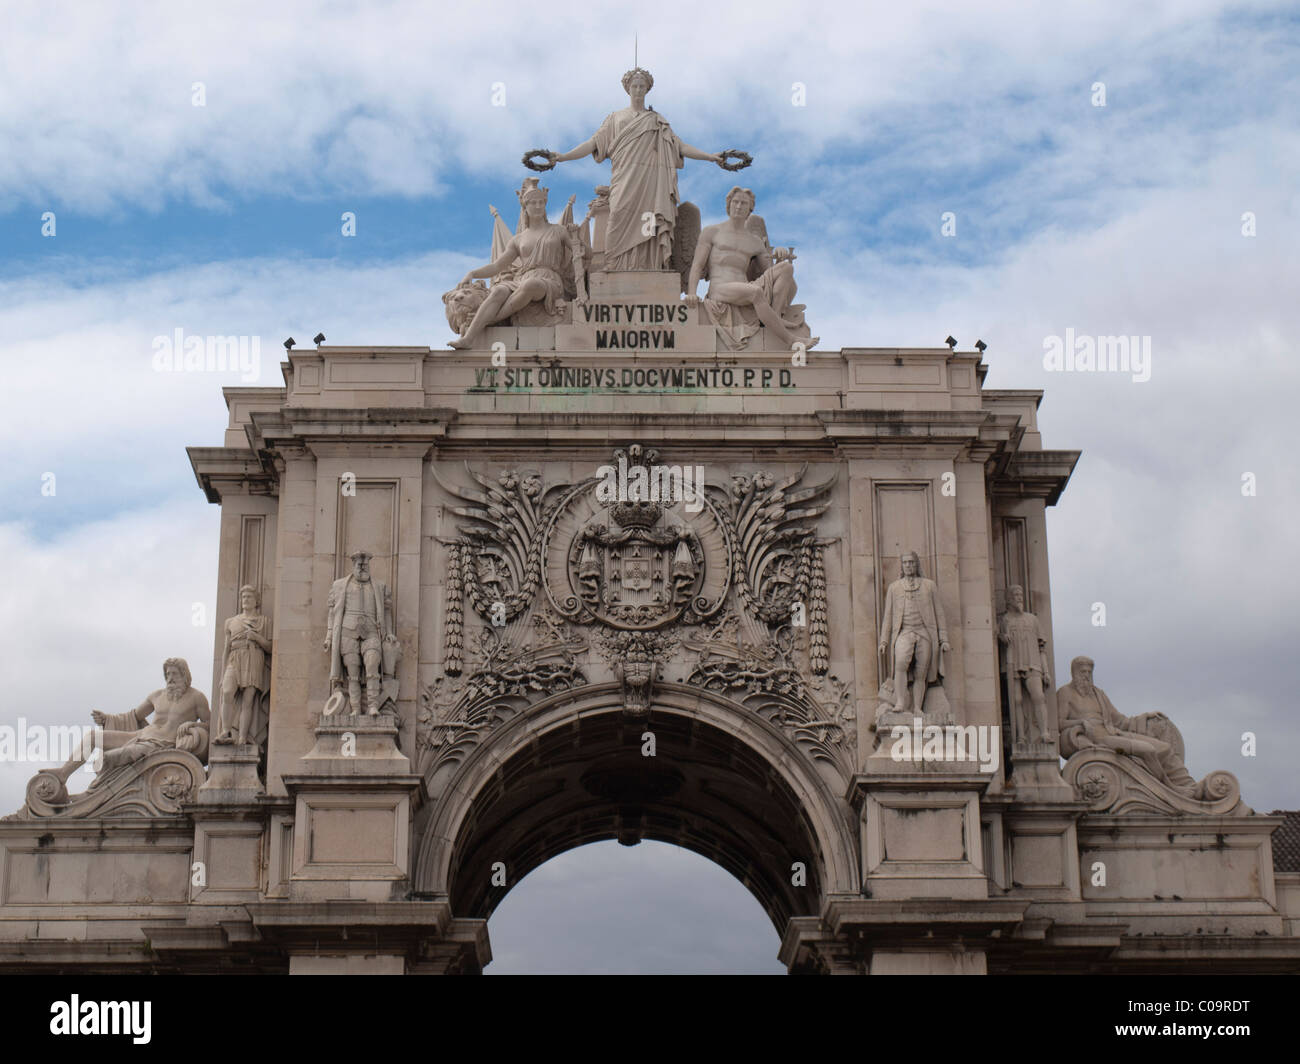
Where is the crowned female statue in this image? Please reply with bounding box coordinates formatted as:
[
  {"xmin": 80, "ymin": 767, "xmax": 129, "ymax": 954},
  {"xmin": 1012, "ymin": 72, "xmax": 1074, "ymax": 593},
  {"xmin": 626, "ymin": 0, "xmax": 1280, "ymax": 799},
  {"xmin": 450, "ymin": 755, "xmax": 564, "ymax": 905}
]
[
  {"xmin": 537, "ymin": 67, "xmax": 738, "ymax": 271},
  {"xmin": 445, "ymin": 180, "xmax": 586, "ymax": 350}
]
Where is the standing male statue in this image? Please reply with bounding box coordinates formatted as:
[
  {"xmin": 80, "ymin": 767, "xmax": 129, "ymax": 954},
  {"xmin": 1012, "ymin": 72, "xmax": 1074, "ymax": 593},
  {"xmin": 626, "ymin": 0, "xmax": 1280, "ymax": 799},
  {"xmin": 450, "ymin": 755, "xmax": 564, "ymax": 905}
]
[
  {"xmin": 214, "ymin": 584, "xmax": 272, "ymax": 747},
  {"xmin": 998, "ymin": 585, "xmax": 1052, "ymax": 744},
  {"xmin": 537, "ymin": 67, "xmax": 737, "ymax": 270},
  {"xmin": 323, "ymin": 550, "xmax": 400, "ymax": 716},
  {"xmin": 878, "ymin": 551, "xmax": 950, "ymax": 715}
]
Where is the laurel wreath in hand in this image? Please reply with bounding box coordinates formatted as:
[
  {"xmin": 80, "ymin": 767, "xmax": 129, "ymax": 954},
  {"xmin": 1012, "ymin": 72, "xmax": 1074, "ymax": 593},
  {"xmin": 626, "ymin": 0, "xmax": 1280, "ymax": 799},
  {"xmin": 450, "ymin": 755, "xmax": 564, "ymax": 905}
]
[{"xmin": 522, "ymin": 150, "xmax": 556, "ymax": 172}]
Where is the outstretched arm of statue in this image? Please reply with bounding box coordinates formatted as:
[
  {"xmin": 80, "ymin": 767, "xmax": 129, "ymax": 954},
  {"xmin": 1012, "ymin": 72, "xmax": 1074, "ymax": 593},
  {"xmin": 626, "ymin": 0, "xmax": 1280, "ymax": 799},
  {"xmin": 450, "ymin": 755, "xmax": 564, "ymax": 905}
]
[
  {"xmin": 679, "ymin": 140, "xmax": 724, "ymax": 165},
  {"xmin": 461, "ymin": 238, "xmax": 521, "ymax": 287},
  {"xmin": 549, "ymin": 137, "xmax": 598, "ymax": 165},
  {"xmin": 1105, "ymin": 697, "xmax": 1136, "ymax": 733},
  {"xmin": 91, "ymin": 703, "xmax": 146, "ymax": 730}
]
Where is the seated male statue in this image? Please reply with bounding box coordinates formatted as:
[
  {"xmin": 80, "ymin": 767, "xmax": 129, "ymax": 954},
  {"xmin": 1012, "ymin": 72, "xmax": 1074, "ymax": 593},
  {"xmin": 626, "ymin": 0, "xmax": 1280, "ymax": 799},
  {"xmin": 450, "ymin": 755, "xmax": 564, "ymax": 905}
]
[
  {"xmin": 49, "ymin": 657, "xmax": 209, "ymax": 786},
  {"xmin": 684, "ymin": 186, "xmax": 817, "ymax": 352},
  {"xmin": 1057, "ymin": 655, "xmax": 1197, "ymax": 795}
]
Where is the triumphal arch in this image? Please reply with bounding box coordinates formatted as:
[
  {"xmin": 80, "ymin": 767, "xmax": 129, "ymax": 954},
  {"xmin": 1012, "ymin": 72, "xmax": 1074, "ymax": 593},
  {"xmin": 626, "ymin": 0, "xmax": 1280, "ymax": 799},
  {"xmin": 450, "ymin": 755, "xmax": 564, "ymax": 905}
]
[{"xmin": 3, "ymin": 69, "xmax": 1298, "ymax": 974}]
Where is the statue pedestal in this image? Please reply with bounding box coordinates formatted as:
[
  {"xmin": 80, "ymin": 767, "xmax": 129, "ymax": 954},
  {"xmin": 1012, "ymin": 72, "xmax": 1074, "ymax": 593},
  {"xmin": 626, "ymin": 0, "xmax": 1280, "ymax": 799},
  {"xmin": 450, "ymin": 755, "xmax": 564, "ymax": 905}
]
[
  {"xmin": 282, "ymin": 709, "xmax": 420, "ymax": 902},
  {"xmin": 850, "ymin": 772, "xmax": 992, "ymax": 900},
  {"xmin": 190, "ymin": 744, "xmax": 267, "ymax": 905},
  {"xmin": 301, "ymin": 710, "xmax": 410, "ymax": 775},
  {"xmin": 999, "ymin": 799, "xmax": 1085, "ymax": 901},
  {"xmin": 1008, "ymin": 740, "xmax": 1073, "ymax": 801},
  {"xmin": 197, "ymin": 743, "xmax": 263, "ymax": 803}
]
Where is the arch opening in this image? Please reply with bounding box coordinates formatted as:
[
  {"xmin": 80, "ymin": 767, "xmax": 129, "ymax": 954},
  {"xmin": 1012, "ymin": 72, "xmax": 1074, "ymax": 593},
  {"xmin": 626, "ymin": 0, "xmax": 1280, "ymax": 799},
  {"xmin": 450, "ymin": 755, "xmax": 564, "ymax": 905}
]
[
  {"xmin": 414, "ymin": 684, "xmax": 860, "ymax": 940},
  {"xmin": 450, "ymin": 708, "xmax": 822, "ymax": 932},
  {"xmin": 485, "ymin": 840, "xmax": 787, "ymax": 974}
]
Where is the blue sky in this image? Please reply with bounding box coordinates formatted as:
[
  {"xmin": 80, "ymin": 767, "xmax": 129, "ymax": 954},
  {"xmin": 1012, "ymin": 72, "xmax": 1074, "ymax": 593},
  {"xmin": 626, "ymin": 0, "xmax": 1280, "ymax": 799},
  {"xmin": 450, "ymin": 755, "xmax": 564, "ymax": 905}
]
[{"xmin": 1, "ymin": 0, "xmax": 1298, "ymax": 973}]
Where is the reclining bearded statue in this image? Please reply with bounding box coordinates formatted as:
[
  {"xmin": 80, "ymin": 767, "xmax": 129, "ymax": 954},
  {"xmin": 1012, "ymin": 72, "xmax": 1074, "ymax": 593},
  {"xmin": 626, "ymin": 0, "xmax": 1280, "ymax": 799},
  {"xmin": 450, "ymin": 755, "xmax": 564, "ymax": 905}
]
[
  {"xmin": 48, "ymin": 657, "xmax": 209, "ymax": 788},
  {"xmin": 1057, "ymin": 655, "xmax": 1201, "ymax": 797}
]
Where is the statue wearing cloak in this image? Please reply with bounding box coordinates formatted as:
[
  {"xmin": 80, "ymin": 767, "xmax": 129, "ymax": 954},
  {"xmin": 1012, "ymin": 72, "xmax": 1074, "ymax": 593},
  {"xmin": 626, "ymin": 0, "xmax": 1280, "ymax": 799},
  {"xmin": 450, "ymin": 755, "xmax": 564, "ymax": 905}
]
[
  {"xmin": 539, "ymin": 68, "xmax": 733, "ymax": 273},
  {"xmin": 590, "ymin": 106, "xmax": 684, "ymax": 270}
]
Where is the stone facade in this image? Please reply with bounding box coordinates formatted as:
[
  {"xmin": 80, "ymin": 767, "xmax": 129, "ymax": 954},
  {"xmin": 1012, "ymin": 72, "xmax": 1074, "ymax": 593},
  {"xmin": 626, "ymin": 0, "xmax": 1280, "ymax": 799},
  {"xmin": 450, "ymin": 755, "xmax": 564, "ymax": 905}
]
[{"xmin": 2, "ymin": 302, "xmax": 1296, "ymax": 973}]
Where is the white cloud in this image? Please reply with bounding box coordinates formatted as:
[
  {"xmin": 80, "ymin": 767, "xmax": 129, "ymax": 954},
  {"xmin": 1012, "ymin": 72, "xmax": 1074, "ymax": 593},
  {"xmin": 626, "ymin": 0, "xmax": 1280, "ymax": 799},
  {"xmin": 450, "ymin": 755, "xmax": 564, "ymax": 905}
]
[
  {"xmin": 0, "ymin": 501, "xmax": 219, "ymax": 811},
  {"xmin": 2, "ymin": 0, "xmax": 1290, "ymax": 211}
]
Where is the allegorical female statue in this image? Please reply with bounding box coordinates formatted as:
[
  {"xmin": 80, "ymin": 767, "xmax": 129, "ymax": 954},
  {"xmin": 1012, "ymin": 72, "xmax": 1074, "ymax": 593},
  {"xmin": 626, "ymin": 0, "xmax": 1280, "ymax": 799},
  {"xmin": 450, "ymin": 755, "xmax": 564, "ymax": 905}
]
[
  {"xmin": 214, "ymin": 584, "xmax": 272, "ymax": 747},
  {"xmin": 538, "ymin": 67, "xmax": 736, "ymax": 270},
  {"xmin": 447, "ymin": 181, "xmax": 585, "ymax": 349}
]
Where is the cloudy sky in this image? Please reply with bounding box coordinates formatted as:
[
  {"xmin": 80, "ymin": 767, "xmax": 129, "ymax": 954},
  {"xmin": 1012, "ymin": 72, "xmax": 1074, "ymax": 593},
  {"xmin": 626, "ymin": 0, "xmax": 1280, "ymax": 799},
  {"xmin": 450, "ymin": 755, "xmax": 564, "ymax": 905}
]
[{"xmin": 1, "ymin": 0, "xmax": 1296, "ymax": 974}]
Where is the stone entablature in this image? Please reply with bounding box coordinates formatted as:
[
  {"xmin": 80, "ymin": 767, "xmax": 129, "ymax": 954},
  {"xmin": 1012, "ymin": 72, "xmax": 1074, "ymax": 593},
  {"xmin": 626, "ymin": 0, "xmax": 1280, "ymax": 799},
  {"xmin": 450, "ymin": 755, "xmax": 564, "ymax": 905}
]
[{"xmin": 269, "ymin": 344, "xmax": 989, "ymax": 414}]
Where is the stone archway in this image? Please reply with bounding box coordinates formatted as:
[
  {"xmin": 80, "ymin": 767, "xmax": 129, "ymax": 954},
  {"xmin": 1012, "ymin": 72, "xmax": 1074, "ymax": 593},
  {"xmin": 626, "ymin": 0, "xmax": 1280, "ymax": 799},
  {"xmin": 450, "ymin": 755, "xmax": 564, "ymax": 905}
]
[{"xmin": 412, "ymin": 682, "xmax": 860, "ymax": 970}]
